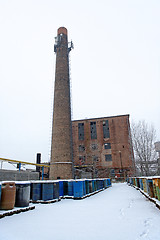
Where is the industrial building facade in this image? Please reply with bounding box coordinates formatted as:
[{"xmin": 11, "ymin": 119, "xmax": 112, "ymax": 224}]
[
  {"xmin": 72, "ymin": 114, "xmax": 135, "ymax": 179},
  {"xmin": 49, "ymin": 27, "xmax": 135, "ymax": 180}
]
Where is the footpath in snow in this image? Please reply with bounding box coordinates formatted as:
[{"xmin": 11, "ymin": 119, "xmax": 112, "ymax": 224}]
[{"xmin": 0, "ymin": 183, "xmax": 160, "ymax": 240}]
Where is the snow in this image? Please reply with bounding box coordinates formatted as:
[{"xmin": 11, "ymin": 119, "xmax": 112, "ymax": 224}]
[
  {"xmin": 0, "ymin": 181, "xmax": 31, "ymax": 184},
  {"xmin": 1, "ymin": 183, "xmax": 160, "ymax": 240}
]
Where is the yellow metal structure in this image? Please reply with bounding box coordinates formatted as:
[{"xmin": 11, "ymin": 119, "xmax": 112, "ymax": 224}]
[{"xmin": 0, "ymin": 157, "xmax": 50, "ymax": 168}]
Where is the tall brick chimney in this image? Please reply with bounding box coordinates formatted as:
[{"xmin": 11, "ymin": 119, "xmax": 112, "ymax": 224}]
[{"xmin": 50, "ymin": 27, "xmax": 74, "ymax": 179}]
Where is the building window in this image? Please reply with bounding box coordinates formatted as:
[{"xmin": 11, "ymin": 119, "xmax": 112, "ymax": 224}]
[
  {"xmin": 103, "ymin": 120, "xmax": 110, "ymax": 138},
  {"xmin": 79, "ymin": 156, "xmax": 85, "ymax": 165},
  {"xmin": 90, "ymin": 122, "xmax": 97, "ymax": 139},
  {"xmin": 92, "ymin": 155, "xmax": 99, "ymax": 162},
  {"xmin": 91, "ymin": 143, "xmax": 98, "ymax": 150},
  {"xmin": 104, "ymin": 143, "xmax": 111, "ymax": 149},
  {"xmin": 110, "ymin": 169, "xmax": 115, "ymax": 177},
  {"xmin": 78, "ymin": 123, "xmax": 84, "ymax": 140},
  {"xmin": 79, "ymin": 145, "xmax": 85, "ymax": 152},
  {"xmin": 105, "ymin": 154, "xmax": 112, "ymax": 161}
]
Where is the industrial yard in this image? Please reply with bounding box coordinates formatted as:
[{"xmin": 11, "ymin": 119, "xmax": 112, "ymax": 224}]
[{"xmin": 0, "ymin": 2, "xmax": 160, "ymax": 240}]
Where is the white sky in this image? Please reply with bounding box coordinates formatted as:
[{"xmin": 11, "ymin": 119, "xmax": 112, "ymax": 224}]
[{"xmin": 0, "ymin": 0, "xmax": 160, "ymax": 165}]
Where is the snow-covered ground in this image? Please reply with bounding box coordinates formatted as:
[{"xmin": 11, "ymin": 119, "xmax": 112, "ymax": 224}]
[{"xmin": 1, "ymin": 183, "xmax": 160, "ymax": 240}]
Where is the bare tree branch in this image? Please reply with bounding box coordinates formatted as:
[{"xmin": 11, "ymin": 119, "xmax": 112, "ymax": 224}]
[{"xmin": 131, "ymin": 120, "xmax": 158, "ymax": 176}]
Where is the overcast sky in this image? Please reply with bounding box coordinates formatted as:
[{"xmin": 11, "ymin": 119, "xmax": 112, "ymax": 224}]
[{"xmin": 0, "ymin": 0, "xmax": 160, "ymax": 167}]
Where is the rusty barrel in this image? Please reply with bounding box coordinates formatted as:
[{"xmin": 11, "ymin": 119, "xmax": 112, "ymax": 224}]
[{"xmin": 0, "ymin": 182, "xmax": 16, "ymax": 210}]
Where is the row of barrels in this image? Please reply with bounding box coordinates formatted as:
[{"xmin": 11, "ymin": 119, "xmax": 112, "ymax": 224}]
[
  {"xmin": 127, "ymin": 177, "xmax": 160, "ymax": 201},
  {"xmin": 0, "ymin": 178, "xmax": 112, "ymax": 210}
]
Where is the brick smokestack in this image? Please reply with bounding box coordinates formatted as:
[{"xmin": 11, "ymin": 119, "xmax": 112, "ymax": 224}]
[{"xmin": 50, "ymin": 27, "xmax": 74, "ymax": 179}]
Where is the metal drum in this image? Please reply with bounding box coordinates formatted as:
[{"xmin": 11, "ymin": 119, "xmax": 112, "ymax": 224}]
[
  {"xmin": 31, "ymin": 182, "xmax": 42, "ymax": 201},
  {"xmin": 73, "ymin": 180, "xmax": 83, "ymax": 198},
  {"xmin": 15, "ymin": 182, "xmax": 31, "ymax": 207},
  {"xmin": 146, "ymin": 179, "xmax": 154, "ymax": 198},
  {"xmin": 42, "ymin": 182, "xmax": 54, "ymax": 201},
  {"xmin": 89, "ymin": 180, "xmax": 92, "ymax": 193},
  {"xmin": 83, "ymin": 180, "xmax": 86, "ymax": 196},
  {"xmin": 85, "ymin": 180, "xmax": 89, "ymax": 194},
  {"xmin": 68, "ymin": 181, "xmax": 73, "ymax": 196},
  {"xmin": 63, "ymin": 181, "xmax": 68, "ymax": 196},
  {"xmin": 0, "ymin": 182, "xmax": 16, "ymax": 210},
  {"xmin": 59, "ymin": 181, "xmax": 64, "ymax": 197},
  {"xmin": 53, "ymin": 182, "xmax": 59, "ymax": 199}
]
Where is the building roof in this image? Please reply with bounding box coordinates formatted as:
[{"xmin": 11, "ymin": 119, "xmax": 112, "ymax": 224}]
[{"xmin": 72, "ymin": 114, "xmax": 130, "ymax": 123}]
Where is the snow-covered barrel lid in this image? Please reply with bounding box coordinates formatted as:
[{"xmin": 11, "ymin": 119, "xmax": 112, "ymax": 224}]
[{"xmin": 15, "ymin": 181, "xmax": 31, "ymax": 184}]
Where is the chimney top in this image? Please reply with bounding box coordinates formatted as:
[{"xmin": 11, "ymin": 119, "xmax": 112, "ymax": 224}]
[{"xmin": 58, "ymin": 27, "xmax": 68, "ymax": 36}]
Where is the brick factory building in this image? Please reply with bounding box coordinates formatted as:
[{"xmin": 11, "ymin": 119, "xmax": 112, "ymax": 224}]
[
  {"xmin": 72, "ymin": 114, "xmax": 135, "ymax": 179},
  {"xmin": 47, "ymin": 114, "xmax": 134, "ymax": 180}
]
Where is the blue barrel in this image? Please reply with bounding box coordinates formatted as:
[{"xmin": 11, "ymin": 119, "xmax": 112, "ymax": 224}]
[
  {"xmin": 135, "ymin": 178, "xmax": 138, "ymax": 187},
  {"xmin": 42, "ymin": 182, "xmax": 54, "ymax": 201},
  {"xmin": 31, "ymin": 182, "xmax": 42, "ymax": 201},
  {"xmin": 63, "ymin": 181, "xmax": 68, "ymax": 196},
  {"xmin": 85, "ymin": 180, "xmax": 89, "ymax": 194},
  {"xmin": 83, "ymin": 180, "xmax": 86, "ymax": 196},
  {"xmin": 130, "ymin": 178, "xmax": 134, "ymax": 185},
  {"xmin": 146, "ymin": 179, "xmax": 150, "ymax": 194},
  {"xmin": 106, "ymin": 179, "xmax": 108, "ymax": 186},
  {"xmin": 15, "ymin": 182, "xmax": 31, "ymax": 207},
  {"xmin": 94, "ymin": 180, "xmax": 97, "ymax": 191},
  {"xmin": 59, "ymin": 181, "xmax": 64, "ymax": 197},
  {"xmin": 101, "ymin": 179, "xmax": 103, "ymax": 189},
  {"xmin": 73, "ymin": 181, "xmax": 83, "ymax": 198},
  {"xmin": 92, "ymin": 180, "xmax": 95, "ymax": 192},
  {"xmin": 96, "ymin": 180, "xmax": 99, "ymax": 190},
  {"xmin": 53, "ymin": 182, "xmax": 59, "ymax": 199},
  {"xmin": 89, "ymin": 180, "xmax": 92, "ymax": 193},
  {"xmin": 68, "ymin": 181, "xmax": 73, "ymax": 196},
  {"xmin": 139, "ymin": 178, "xmax": 143, "ymax": 190},
  {"xmin": 101, "ymin": 180, "xmax": 104, "ymax": 189},
  {"xmin": 97, "ymin": 180, "xmax": 101, "ymax": 190},
  {"xmin": 107, "ymin": 179, "xmax": 111, "ymax": 187}
]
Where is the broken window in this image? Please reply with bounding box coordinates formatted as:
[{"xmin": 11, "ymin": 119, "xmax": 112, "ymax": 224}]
[
  {"xmin": 104, "ymin": 143, "xmax": 111, "ymax": 149},
  {"xmin": 79, "ymin": 156, "xmax": 85, "ymax": 165},
  {"xmin": 91, "ymin": 143, "xmax": 98, "ymax": 150},
  {"xmin": 105, "ymin": 154, "xmax": 112, "ymax": 161},
  {"xmin": 110, "ymin": 169, "xmax": 115, "ymax": 177},
  {"xmin": 79, "ymin": 145, "xmax": 85, "ymax": 152},
  {"xmin": 78, "ymin": 123, "xmax": 84, "ymax": 140},
  {"xmin": 90, "ymin": 122, "xmax": 97, "ymax": 139},
  {"xmin": 103, "ymin": 120, "xmax": 110, "ymax": 138},
  {"xmin": 92, "ymin": 155, "xmax": 99, "ymax": 162}
]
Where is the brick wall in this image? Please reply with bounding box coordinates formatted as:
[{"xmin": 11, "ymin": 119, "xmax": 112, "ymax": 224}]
[
  {"xmin": 50, "ymin": 27, "xmax": 73, "ymax": 180},
  {"xmin": 72, "ymin": 115, "xmax": 135, "ymax": 178}
]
